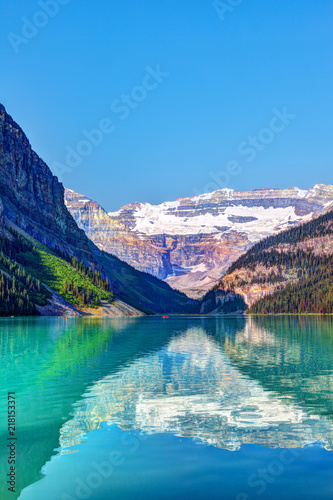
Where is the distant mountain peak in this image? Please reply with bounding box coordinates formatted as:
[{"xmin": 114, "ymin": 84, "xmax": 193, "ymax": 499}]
[{"xmin": 65, "ymin": 184, "xmax": 333, "ymax": 298}]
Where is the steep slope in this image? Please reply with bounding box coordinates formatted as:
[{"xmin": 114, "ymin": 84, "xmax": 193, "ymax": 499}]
[
  {"xmin": 0, "ymin": 104, "xmax": 92, "ymax": 259},
  {"xmin": 91, "ymin": 247, "xmax": 197, "ymax": 314},
  {"xmin": 64, "ymin": 187, "xmax": 189, "ymax": 310},
  {"xmin": 213, "ymin": 209, "xmax": 333, "ymax": 313},
  {"xmin": 0, "ymin": 103, "xmax": 196, "ymax": 315},
  {"xmin": 0, "ymin": 225, "xmax": 117, "ymax": 316},
  {"xmin": 65, "ymin": 185, "xmax": 333, "ymax": 298}
]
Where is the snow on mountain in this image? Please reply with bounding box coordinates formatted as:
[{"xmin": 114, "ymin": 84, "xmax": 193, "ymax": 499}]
[
  {"xmin": 65, "ymin": 185, "xmax": 333, "ymax": 298},
  {"xmin": 120, "ymin": 202, "xmax": 313, "ymax": 241}
]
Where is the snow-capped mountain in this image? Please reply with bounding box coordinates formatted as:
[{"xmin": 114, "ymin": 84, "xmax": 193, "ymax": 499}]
[{"xmin": 65, "ymin": 184, "xmax": 333, "ymax": 298}]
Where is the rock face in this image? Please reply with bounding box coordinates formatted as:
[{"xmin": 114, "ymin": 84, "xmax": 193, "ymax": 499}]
[
  {"xmin": 0, "ymin": 103, "xmax": 195, "ymax": 315},
  {"xmin": 213, "ymin": 207, "xmax": 333, "ymax": 313},
  {"xmin": 65, "ymin": 185, "xmax": 333, "ymax": 298},
  {"xmin": 0, "ymin": 104, "xmax": 91, "ymax": 258}
]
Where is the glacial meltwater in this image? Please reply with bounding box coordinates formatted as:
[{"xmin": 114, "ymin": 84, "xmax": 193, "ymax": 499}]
[{"xmin": 1, "ymin": 316, "xmax": 333, "ymax": 499}]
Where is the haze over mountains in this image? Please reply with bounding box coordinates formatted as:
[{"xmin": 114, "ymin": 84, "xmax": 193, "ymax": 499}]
[{"xmin": 65, "ymin": 185, "xmax": 333, "ymax": 298}]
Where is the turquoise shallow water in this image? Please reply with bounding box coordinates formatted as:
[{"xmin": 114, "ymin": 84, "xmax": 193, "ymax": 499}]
[{"xmin": 1, "ymin": 315, "xmax": 333, "ymax": 499}]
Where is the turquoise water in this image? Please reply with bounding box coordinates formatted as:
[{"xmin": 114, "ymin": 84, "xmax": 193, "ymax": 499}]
[{"xmin": 1, "ymin": 316, "xmax": 333, "ymax": 499}]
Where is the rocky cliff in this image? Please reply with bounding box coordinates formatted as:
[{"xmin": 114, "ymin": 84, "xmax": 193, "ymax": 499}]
[
  {"xmin": 0, "ymin": 103, "xmax": 195, "ymax": 315},
  {"xmin": 65, "ymin": 185, "xmax": 333, "ymax": 298},
  {"xmin": 0, "ymin": 104, "xmax": 91, "ymax": 259}
]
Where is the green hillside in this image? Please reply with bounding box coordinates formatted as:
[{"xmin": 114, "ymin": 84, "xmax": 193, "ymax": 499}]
[
  {"xmin": 0, "ymin": 228, "xmax": 113, "ymax": 315},
  {"xmin": 0, "ymin": 225, "xmax": 199, "ymax": 316}
]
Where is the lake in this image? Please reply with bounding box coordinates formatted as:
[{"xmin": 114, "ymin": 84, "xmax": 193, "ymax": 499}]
[{"xmin": 1, "ymin": 315, "xmax": 333, "ymax": 499}]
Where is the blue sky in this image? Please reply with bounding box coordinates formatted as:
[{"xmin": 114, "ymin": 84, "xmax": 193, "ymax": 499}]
[{"xmin": 1, "ymin": 0, "xmax": 332, "ymax": 211}]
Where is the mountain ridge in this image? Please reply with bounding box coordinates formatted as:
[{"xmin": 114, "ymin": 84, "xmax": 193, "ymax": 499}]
[
  {"xmin": 0, "ymin": 103, "xmax": 196, "ymax": 316},
  {"xmin": 65, "ymin": 184, "xmax": 333, "ymax": 298},
  {"xmin": 211, "ymin": 207, "xmax": 333, "ymax": 314},
  {"xmin": 0, "ymin": 104, "xmax": 92, "ymax": 260}
]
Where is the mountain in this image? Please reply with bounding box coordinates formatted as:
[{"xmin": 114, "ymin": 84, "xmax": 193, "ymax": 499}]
[
  {"xmin": 0, "ymin": 103, "xmax": 196, "ymax": 316},
  {"xmin": 0, "ymin": 225, "xmax": 118, "ymax": 317},
  {"xmin": 0, "ymin": 104, "xmax": 91, "ymax": 259},
  {"xmin": 64, "ymin": 185, "xmax": 333, "ymax": 298},
  {"xmin": 212, "ymin": 208, "xmax": 333, "ymax": 314}
]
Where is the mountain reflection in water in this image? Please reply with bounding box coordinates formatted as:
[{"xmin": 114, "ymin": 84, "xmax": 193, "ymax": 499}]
[
  {"xmin": 1, "ymin": 315, "xmax": 333, "ymax": 499},
  {"xmin": 60, "ymin": 317, "xmax": 333, "ymax": 451}
]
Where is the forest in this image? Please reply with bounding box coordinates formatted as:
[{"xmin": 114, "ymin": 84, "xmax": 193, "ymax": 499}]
[
  {"xmin": 0, "ymin": 228, "xmax": 113, "ymax": 315},
  {"xmin": 223, "ymin": 209, "xmax": 333, "ymax": 314}
]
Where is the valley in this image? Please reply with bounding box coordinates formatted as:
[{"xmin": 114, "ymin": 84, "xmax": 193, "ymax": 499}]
[{"xmin": 1, "ymin": 101, "xmax": 333, "ymax": 316}]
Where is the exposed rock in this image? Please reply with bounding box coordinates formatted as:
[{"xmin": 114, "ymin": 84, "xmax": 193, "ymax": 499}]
[
  {"xmin": 213, "ymin": 208, "xmax": 333, "ymax": 312},
  {"xmin": 65, "ymin": 185, "xmax": 333, "ymax": 298},
  {"xmin": 0, "ymin": 104, "xmax": 91, "ymax": 259},
  {"xmin": 36, "ymin": 285, "xmax": 85, "ymax": 317},
  {"xmin": 36, "ymin": 284, "xmax": 143, "ymax": 317},
  {"xmin": 0, "ymin": 103, "xmax": 191, "ymax": 315},
  {"xmin": 89, "ymin": 299, "xmax": 144, "ymax": 317}
]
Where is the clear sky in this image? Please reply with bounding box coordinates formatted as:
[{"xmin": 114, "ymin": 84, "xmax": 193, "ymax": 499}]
[{"xmin": 1, "ymin": 0, "xmax": 332, "ymax": 211}]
